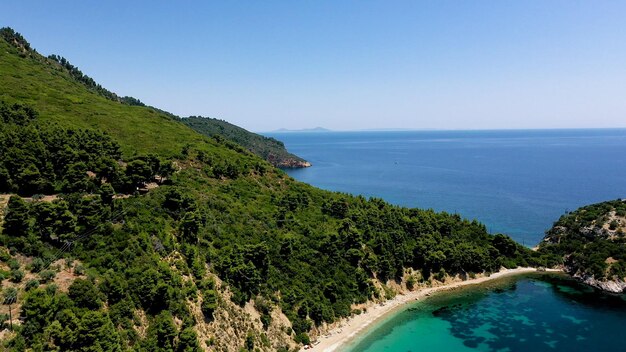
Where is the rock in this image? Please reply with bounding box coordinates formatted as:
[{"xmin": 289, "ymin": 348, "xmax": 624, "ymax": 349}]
[
  {"xmin": 275, "ymin": 159, "xmax": 312, "ymax": 168},
  {"xmin": 573, "ymin": 273, "xmax": 626, "ymax": 293}
]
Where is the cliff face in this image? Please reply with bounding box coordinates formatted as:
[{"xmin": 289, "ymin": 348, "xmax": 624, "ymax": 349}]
[
  {"xmin": 573, "ymin": 273, "xmax": 626, "ymax": 293},
  {"xmin": 267, "ymin": 154, "xmax": 311, "ymax": 168},
  {"xmin": 539, "ymin": 199, "xmax": 626, "ymax": 293}
]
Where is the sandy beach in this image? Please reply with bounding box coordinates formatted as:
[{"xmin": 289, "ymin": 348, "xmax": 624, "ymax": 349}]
[{"xmin": 303, "ymin": 267, "xmax": 561, "ymax": 352}]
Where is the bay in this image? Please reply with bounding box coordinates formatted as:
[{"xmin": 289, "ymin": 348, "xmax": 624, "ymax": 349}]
[
  {"xmin": 344, "ymin": 273, "xmax": 626, "ymax": 352},
  {"xmin": 264, "ymin": 129, "xmax": 626, "ymax": 352}
]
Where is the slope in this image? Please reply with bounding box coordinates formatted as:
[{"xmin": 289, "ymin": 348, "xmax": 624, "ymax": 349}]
[
  {"xmin": 183, "ymin": 116, "xmax": 310, "ymax": 168},
  {"xmin": 0, "ymin": 32, "xmax": 210, "ymax": 158}
]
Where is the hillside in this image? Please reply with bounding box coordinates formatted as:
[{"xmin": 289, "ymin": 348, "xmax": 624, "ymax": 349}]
[
  {"xmin": 0, "ymin": 28, "xmax": 544, "ymax": 351},
  {"xmin": 539, "ymin": 199, "xmax": 626, "ymax": 293},
  {"xmin": 182, "ymin": 117, "xmax": 310, "ymax": 168},
  {"xmin": 0, "ymin": 28, "xmax": 304, "ymax": 167}
]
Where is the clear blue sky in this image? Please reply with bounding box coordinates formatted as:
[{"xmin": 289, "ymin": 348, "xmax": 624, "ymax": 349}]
[{"xmin": 2, "ymin": 1, "xmax": 626, "ymax": 131}]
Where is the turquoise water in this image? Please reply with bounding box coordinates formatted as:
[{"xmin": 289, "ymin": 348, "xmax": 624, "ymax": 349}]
[
  {"xmin": 266, "ymin": 129, "xmax": 626, "ymax": 245},
  {"xmin": 344, "ymin": 274, "xmax": 626, "ymax": 352},
  {"xmin": 263, "ymin": 129, "xmax": 626, "ymax": 351}
]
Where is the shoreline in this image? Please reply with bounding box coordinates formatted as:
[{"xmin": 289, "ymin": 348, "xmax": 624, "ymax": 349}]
[{"xmin": 303, "ymin": 267, "xmax": 562, "ymax": 352}]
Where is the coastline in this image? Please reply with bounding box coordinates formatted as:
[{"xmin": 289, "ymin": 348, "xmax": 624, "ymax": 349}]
[{"xmin": 303, "ymin": 267, "xmax": 562, "ymax": 352}]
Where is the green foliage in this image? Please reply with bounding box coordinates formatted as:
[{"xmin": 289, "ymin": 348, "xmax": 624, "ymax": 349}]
[
  {"xmin": 539, "ymin": 199, "xmax": 626, "ymax": 280},
  {"xmin": 0, "ymin": 27, "xmax": 31, "ymax": 52},
  {"xmin": 25, "ymin": 279, "xmax": 40, "ymax": 291},
  {"xmin": 201, "ymin": 289, "xmax": 218, "ymax": 322},
  {"xmin": 0, "ymin": 103, "xmax": 124, "ymax": 196},
  {"xmin": 406, "ymin": 274, "xmax": 417, "ymax": 290},
  {"xmin": 31, "ymin": 257, "xmax": 45, "ymax": 272},
  {"xmin": 68, "ymin": 279, "xmax": 103, "ymax": 310},
  {"xmin": 0, "ymin": 37, "xmax": 213, "ymax": 158},
  {"xmin": 182, "ymin": 116, "xmax": 308, "ymax": 168},
  {"xmin": 10, "ymin": 269, "xmax": 24, "ymax": 283},
  {"xmin": 47, "ymin": 54, "xmax": 145, "ymax": 107},
  {"xmin": 39, "ymin": 270, "xmax": 56, "ymax": 283},
  {"xmin": 245, "ymin": 331, "xmax": 255, "ymax": 351},
  {"xmin": 144, "ymin": 311, "xmax": 177, "ymax": 351},
  {"xmin": 2, "ymin": 287, "xmax": 17, "ymax": 305}
]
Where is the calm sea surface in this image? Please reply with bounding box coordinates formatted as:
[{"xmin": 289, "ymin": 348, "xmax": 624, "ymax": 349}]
[
  {"xmin": 266, "ymin": 129, "xmax": 626, "ymax": 245},
  {"xmin": 264, "ymin": 129, "xmax": 626, "ymax": 352}
]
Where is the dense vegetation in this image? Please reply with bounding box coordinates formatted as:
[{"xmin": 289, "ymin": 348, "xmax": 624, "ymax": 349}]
[
  {"xmin": 182, "ymin": 117, "xmax": 309, "ymax": 168},
  {"xmin": 0, "ymin": 28, "xmax": 549, "ymax": 350},
  {"xmin": 46, "ymin": 54, "xmax": 145, "ymax": 107},
  {"xmin": 539, "ymin": 200, "xmax": 626, "ymax": 280},
  {"xmin": 0, "ymin": 27, "xmax": 306, "ymax": 168}
]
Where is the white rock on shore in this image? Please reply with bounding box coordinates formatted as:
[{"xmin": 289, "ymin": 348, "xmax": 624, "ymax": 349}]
[{"xmin": 575, "ymin": 274, "xmax": 626, "ymax": 293}]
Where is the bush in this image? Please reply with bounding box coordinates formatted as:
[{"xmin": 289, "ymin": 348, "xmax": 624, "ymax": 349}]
[
  {"xmin": 45, "ymin": 284, "xmax": 58, "ymax": 295},
  {"xmin": 435, "ymin": 268, "xmax": 447, "ymax": 282},
  {"xmin": 25, "ymin": 279, "xmax": 39, "ymax": 291},
  {"xmin": 39, "ymin": 270, "xmax": 56, "ymax": 283},
  {"xmin": 406, "ymin": 275, "xmax": 417, "ymax": 290},
  {"xmin": 0, "ymin": 249, "xmax": 11, "ymax": 262},
  {"xmin": 294, "ymin": 332, "xmax": 311, "ymax": 345},
  {"xmin": 10, "ymin": 269, "xmax": 24, "ymax": 283},
  {"xmin": 30, "ymin": 258, "xmax": 44, "ymax": 272},
  {"xmin": 201, "ymin": 289, "xmax": 218, "ymax": 322},
  {"xmin": 8, "ymin": 259, "xmax": 20, "ymax": 271}
]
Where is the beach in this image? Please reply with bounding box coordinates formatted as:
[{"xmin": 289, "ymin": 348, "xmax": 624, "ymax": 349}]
[{"xmin": 303, "ymin": 267, "xmax": 561, "ymax": 352}]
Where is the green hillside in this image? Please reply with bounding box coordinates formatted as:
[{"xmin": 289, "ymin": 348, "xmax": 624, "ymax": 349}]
[
  {"xmin": 0, "ymin": 28, "xmax": 545, "ymax": 351},
  {"xmin": 538, "ymin": 200, "xmax": 626, "ymax": 291},
  {"xmin": 0, "ymin": 29, "xmax": 213, "ymax": 158},
  {"xmin": 183, "ymin": 117, "xmax": 310, "ymax": 168}
]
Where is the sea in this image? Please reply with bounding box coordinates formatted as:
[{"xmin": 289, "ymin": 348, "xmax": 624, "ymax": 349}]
[{"xmin": 264, "ymin": 129, "xmax": 626, "ymax": 352}]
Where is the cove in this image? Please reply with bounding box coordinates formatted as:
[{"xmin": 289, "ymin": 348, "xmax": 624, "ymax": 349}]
[{"xmin": 343, "ymin": 273, "xmax": 626, "ymax": 352}]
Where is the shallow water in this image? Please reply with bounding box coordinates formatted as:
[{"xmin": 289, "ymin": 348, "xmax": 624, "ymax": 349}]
[{"xmin": 343, "ymin": 274, "xmax": 626, "ymax": 352}]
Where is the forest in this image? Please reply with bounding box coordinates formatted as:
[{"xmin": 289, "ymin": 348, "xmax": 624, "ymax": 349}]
[
  {"xmin": 539, "ymin": 200, "xmax": 626, "ymax": 280},
  {"xmin": 182, "ymin": 117, "xmax": 309, "ymax": 168}
]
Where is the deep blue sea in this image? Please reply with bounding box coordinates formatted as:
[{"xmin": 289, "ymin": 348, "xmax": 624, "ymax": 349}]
[
  {"xmin": 264, "ymin": 129, "xmax": 626, "ymax": 352},
  {"xmin": 266, "ymin": 129, "xmax": 626, "ymax": 245}
]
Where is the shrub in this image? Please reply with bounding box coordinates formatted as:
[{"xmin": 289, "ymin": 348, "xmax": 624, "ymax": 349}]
[
  {"xmin": 294, "ymin": 333, "xmax": 310, "ymax": 345},
  {"xmin": 25, "ymin": 279, "xmax": 39, "ymax": 291},
  {"xmin": 8, "ymin": 259, "xmax": 20, "ymax": 271},
  {"xmin": 406, "ymin": 274, "xmax": 417, "ymax": 290},
  {"xmin": 10, "ymin": 269, "xmax": 24, "ymax": 283},
  {"xmin": 30, "ymin": 258, "xmax": 44, "ymax": 272},
  {"xmin": 39, "ymin": 270, "xmax": 56, "ymax": 283}
]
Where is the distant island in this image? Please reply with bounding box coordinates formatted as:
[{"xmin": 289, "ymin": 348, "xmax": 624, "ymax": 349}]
[{"xmin": 272, "ymin": 127, "xmax": 331, "ymax": 133}]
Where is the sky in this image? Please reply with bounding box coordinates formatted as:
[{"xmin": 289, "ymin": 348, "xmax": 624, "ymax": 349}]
[{"xmin": 2, "ymin": 1, "xmax": 626, "ymax": 132}]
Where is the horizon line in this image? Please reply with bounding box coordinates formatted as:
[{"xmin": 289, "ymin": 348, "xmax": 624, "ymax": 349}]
[{"xmin": 257, "ymin": 126, "xmax": 626, "ymax": 134}]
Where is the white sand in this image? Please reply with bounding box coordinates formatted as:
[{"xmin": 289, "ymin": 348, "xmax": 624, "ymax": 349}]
[{"xmin": 303, "ymin": 267, "xmax": 561, "ymax": 352}]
